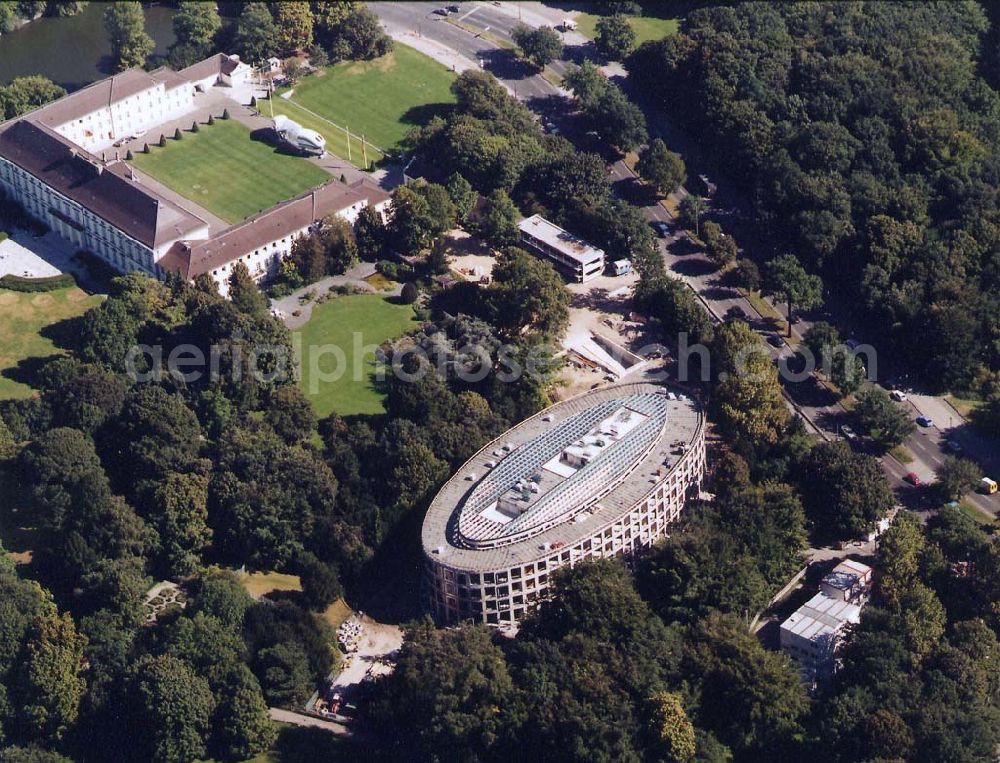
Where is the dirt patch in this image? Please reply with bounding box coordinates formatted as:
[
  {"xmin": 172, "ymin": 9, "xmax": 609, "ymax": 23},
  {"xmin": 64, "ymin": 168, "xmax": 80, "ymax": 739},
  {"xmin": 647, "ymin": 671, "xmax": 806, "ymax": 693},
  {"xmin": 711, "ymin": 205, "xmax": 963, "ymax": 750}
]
[
  {"xmin": 0, "ymin": 292, "xmax": 18, "ymax": 306},
  {"xmin": 240, "ymin": 570, "xmax": 302, "ymax": 599},
  {"xmin": 30, "ymin": 294, "xmax": 54, "ymax": 308}
]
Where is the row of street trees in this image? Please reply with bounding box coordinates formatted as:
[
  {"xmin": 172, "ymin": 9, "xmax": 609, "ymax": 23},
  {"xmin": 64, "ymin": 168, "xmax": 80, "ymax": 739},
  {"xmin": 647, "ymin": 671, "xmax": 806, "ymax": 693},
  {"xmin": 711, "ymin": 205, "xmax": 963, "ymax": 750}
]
[{"xmin": 102, "ymin": 1, "xmax": 392, "ymax": 73}]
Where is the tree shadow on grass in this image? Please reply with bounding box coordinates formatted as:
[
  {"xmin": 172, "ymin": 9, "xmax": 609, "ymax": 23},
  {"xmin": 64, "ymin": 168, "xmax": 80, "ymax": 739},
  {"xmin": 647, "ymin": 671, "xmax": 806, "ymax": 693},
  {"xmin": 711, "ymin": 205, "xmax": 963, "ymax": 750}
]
[
  {"xmin": 38, "ymin": 313, "xmax": 89, "ymax": 352},
  {"xmin": 562, "ymin": 41, "xmax": 598, "ymax": 67},
  {"xmin": 398, "ymin": 102, "xmax": 454, "ymax": 131},
  {"xmin": 0, "ymin": 353, "xmax": 62, "ymax": 393}
]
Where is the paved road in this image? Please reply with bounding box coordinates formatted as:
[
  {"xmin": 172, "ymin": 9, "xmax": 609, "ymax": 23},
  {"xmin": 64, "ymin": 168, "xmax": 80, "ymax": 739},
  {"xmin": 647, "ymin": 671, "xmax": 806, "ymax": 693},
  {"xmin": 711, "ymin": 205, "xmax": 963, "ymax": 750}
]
[
  {"xmin": 268, "ymin": 707, "xmax": 351, "ymax": 735},
  {"xmin": 372, "ymin": 1, "xmax": 560, "ymax": 101}
]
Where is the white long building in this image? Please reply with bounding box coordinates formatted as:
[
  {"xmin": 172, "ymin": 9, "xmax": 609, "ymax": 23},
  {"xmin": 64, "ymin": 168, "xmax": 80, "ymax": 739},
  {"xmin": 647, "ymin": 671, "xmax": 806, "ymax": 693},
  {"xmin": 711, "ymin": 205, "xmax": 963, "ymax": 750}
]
[
  {"xmin": 780, "ymin": 559, "xmax": 873, "ymax": 685},
  {"xmin": 518, "ymin": 214, "xmax": 605, "ymax": 283},
  {"xmin": 0, "ymin": 55, "xmax": 389, "ymax": 294},
  {"xmin": 422, "ymin": 382, "xmax": 706, "ymax": 628}
]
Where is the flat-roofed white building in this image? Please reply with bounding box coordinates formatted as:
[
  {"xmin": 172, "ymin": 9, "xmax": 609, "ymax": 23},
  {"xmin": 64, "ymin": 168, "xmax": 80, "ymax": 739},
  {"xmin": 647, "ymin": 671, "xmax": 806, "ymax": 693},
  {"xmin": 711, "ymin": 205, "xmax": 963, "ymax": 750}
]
[
  {"xmin": 780, "ymin": 592, "xmax": 862, "ymax": 685},
  {"xmin": 820, "ymin": 559, "xmax": 872, "ymax": 604},
  {"xmin": 518, "ymin": 214, "xmax": 605, "ymax": 282},
  {"xmin": 422, "ymin": 382, "xmax": 706, "ymax": 628}
]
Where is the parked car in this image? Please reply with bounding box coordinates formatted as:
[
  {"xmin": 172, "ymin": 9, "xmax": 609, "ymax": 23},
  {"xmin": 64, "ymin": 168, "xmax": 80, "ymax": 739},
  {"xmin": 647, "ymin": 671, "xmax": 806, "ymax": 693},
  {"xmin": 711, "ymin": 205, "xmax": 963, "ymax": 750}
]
[
  {"xmin": 916, "ymin": 415, "xmax": 934, "ymax": 427},
  {"xmin": 434, "ymin": 7, "xmax": 450, "ymax": 15},
  {"xmin": 945, "ymin": 440, "xmax": 963, "ymax": 454},
  {"xmin": 890, "ymin": 389, "xmax": 908, "ymax": 402},
  {"xmin": 650, "ymin": 220, "xmax": 670, "ymax": 237},
  {"xmin": 841, "ymin": 425, "xmax": 858, "ymax": 442},
  {"xmin": 447, "ymin": 3, "xmax": 461, "ymax": 11},
  {"xmin": 905, "ymin": 472, "xmax": 922, "ymax": 486},
  {"xmin": 766, "ymin": 333, "xmax": 784, "ymax": 348}
]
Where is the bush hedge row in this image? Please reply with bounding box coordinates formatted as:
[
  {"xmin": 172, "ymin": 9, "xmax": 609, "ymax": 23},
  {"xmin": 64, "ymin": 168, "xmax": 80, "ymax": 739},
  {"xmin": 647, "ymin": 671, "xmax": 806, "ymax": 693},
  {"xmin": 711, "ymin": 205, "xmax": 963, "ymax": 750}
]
[{"xmin": 0, "ymin": 272, "xmax": 76, "ymax": 292}]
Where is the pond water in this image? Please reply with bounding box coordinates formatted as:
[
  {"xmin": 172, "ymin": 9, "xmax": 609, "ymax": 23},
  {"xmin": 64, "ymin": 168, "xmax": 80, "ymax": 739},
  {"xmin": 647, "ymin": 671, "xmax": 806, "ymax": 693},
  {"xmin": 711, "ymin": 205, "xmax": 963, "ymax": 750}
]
[{"xmin": 0, "ymin": 1, "xmax": 177, "ymax": 91}]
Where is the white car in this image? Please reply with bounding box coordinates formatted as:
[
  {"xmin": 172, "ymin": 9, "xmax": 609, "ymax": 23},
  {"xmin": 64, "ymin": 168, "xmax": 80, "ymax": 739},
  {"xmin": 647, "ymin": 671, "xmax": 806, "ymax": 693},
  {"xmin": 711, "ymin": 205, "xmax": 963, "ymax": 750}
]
[{"xmin": 890, "ymin": 389, "xmax": 907, "ymax": 402}]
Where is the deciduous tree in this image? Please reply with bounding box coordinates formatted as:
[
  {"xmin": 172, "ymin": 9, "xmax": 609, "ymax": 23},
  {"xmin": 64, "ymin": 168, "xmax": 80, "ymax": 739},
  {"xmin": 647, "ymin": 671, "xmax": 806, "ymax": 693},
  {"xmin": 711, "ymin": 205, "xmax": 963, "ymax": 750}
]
[
  {"xmin": 798, "ymin": 441, "xmax": 894, "ymax": 540},
  {"xmin": 488, "ymin": 247, "xmax": 569, "ymax": 340},
  {"xmin": 702, "ymin": 221, "xmax": 737, "ymax": 267},
  {"xmin": 11, "ymin": 613, "xmax": 86, "ymax": 743},
  {"xmin": 274, "ymin": 1, "xmax": 312, "ymax": 54},
  {"xmin": 233, "ymin": 2, "xmax": 277, "ymax": 63},
  {"xmin": 478, "ymin": 188, "xmax": 519, "ymax": 248},
  {"xmin": 649, "ymin": 691, "xmax": 697, "ymax": 763},
  {"xmin": 446, "ymin": 172, "xmax": 477, "ymax": 223},
  {"xmin": 595, "ymin": 13, "xmax": 636, "ymax": 60},
  {"xmin": 765, "ymin": 255, "xmax": 823, "ymax": 336},
  {"xmin": 228, "ymin": 261, "xmax": 268, "ymax": 315},
  {"xmin": 211, "ymin": 665, "xmax": 276, "ymax": 760},
  {"xmin": 637, "ymin": 138, "xmax": 686, "ymax": 196},
  {"xmin": 104, "ymin": 1, "xmax": 152, "ymax": 71},
  {"xmin": 127, "ymin": 655, "xmax": 214, "ymax": 763},
  {"xmin": 936, "ymin": 456, "xmax": 982, "ymax": 500},
  {"xmin": 511, "ymin": 24, "xmax": 563, "ymax": 69},
  {"xmin": 853, "ymin": 387, "xmax": 915, "ymax": 450},
  {"xmin": 0, "ymin": 76, "xmax": 65, "ymax": 120}
]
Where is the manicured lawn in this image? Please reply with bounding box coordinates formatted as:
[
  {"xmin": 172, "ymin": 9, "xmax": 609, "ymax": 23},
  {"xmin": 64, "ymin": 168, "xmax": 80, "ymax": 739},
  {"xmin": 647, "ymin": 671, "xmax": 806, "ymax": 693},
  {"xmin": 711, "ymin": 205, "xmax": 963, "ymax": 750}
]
[
  {"xmin": 240, "ymin": 571, "xmax": 302, "ymax": 599},
  {"xmin": 575, "ymin": 11, "xmax": 679, "ymax": 45},
  {"xmin": 296, "ymin": 293, "xmax": 418, "ymax": 417},
  {"xmin": 0, "ymin": 286, "xmax": 103, "ymax": 400},
  {"xmin": 130, "ymin": 120, "xmax": 330, "ymax": 224},
  {"xmin": 276, "ymin": 43, "xmax": 456, "ymax": 154},
  {"xmin": 267, "ymin": 95, "xmax": 382, "ymax": 169}
]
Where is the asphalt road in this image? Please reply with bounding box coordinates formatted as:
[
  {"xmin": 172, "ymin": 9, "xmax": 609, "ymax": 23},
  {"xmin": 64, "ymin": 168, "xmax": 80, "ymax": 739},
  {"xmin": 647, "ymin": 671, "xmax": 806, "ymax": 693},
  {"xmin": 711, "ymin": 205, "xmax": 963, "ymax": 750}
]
[{"xmin": 371, "ymin": 1, "xmax": 560, "ymax": 101}]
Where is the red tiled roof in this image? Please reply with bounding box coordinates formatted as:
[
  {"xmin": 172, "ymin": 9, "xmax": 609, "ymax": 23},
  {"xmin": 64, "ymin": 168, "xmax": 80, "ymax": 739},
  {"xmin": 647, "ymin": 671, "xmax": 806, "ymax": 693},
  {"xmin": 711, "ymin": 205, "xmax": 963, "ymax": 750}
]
[
  {"xmin": 0, "ymin": 120, "xmax": 207, "ymax": 248},
  {"xmin": 165, "ymin": 179, "xmax": 390, "ymax": 279}
]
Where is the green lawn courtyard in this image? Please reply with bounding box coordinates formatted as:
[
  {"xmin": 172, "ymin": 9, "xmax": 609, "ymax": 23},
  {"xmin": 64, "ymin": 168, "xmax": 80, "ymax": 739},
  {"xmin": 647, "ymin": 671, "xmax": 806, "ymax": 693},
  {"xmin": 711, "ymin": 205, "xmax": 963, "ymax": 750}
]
[
  {"xmin": 274, "ymin": 43, "xmax": 456, "ymax": 156},
  {"xmin": 0, "ymin": 286, "xmax": 103, "ymax": 400},
  {"xmin": 575, "ymin": 12, "xmax": 679, "ymax": 45},
  {"xmin": 130, "ymin": 119, "xmax": 330, "ymax": 224},
  {"xmin": 295, "ymin": 293, "xmax": 418, "ymax": 417}
]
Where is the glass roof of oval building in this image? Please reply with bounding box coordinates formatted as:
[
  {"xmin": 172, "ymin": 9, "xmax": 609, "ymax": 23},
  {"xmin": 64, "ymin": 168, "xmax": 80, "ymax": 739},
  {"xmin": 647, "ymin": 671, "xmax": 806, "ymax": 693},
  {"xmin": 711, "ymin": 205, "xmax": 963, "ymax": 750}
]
[
  {"xmin": 421, "ymin": 382, "xmax": 705, "ymax": 569},
  {"xmin": 456, "ymin": 393, "xmax": 669, "ymax": 545}
]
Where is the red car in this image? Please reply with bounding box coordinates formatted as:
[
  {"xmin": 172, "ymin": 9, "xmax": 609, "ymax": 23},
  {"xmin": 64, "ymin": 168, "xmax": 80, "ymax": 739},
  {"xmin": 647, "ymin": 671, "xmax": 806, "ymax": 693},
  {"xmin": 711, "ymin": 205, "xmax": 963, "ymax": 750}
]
[{"xmin": 904, "ymin": 472, "xmax": 921, "ymax": 486}]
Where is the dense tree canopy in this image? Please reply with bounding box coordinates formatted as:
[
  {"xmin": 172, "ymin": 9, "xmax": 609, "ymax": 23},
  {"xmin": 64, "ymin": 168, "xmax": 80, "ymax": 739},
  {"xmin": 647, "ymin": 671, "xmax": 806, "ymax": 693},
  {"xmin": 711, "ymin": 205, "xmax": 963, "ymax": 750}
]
[
  {"xmin": 796, "ymin": 441, "xmax": 895, "ymax": 540},
  {"xmin": 103, "ymin": 1, "xmax": 153, "ymax": 72},
  {"xmin": 0, "ymin": 77, "xmax": 65, "ymax": 121},
  {"xmin": 628, "ymin": 2, "xmax": 1000, "ymax": 391},
  {"xmin": 637, "ymin": 138, "xmax": 686, "ymax": 196}
]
